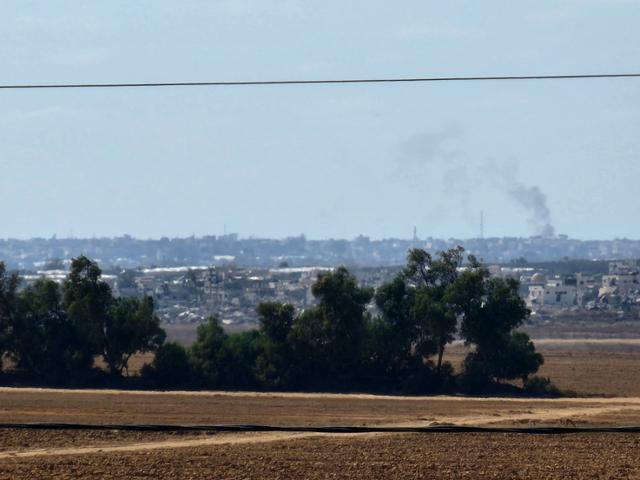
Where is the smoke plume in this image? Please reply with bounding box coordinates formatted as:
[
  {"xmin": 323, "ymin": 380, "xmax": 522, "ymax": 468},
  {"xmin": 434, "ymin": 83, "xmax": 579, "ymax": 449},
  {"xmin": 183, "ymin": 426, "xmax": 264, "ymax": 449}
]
[
  {"xmin": 508, "ymin": 184, "xmax": 555, "ymax": 237},
  {"xmin": 396, "ymin": 130, "xmax": 556, "ymax": 238}
]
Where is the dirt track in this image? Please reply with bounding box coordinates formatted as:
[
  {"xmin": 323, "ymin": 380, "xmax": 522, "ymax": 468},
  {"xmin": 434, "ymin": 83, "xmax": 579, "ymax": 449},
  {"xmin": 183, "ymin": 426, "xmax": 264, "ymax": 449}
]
[
  {"xmin": 1, "ymin": 388, "xmax": 640, "ymax": 459},
  {"xmin": 1, "ymin": 399, "xmax": 639, "ymax": 461},
  {"xmin": 0, "ymin": 432, "xmax": 320, "ymax": 459}
]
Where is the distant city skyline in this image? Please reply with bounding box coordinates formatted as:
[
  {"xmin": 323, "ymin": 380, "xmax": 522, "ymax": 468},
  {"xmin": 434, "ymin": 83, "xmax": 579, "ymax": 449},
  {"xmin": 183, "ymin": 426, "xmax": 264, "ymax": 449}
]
[
  {"xmin": 4, "ymin": 235, "xmax": 640, "ymax": 272},
  {"xmin": 1, "ymin": 2, "xmax": 639, "ymax": 240},
  {"xmin": 0, "ymin": 232, "xmax": 626, "ymax": 242}
]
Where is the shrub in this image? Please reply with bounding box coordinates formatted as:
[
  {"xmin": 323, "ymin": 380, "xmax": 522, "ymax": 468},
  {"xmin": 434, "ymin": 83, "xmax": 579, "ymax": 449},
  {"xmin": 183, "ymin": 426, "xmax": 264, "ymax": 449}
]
[{"xmin": 523, "ymin": 376, "xmax": 561, "ymax": 397}]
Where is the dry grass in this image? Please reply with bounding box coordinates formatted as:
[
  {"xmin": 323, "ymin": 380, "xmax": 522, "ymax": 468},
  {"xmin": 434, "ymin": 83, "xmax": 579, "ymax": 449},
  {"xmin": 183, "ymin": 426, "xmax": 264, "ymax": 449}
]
[
  {"xmin": 442, "ymin": 341, "xmax": 640, "ymax": 397},
  {"xmin": 537, "ymin": 348, "xmax": 640, "ymax": 396}
]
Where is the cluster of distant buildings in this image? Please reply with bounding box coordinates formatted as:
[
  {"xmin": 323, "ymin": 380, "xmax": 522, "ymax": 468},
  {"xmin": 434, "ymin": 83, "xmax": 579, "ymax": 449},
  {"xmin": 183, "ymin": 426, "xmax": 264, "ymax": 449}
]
[
  {"xmin": 22, "ymin": 264, "xmax": 395, "ymax": 326},
  {"xmin": 129, "ymin": 265, "xmax": 334, "ymax": 325},
  {"xmin": 18, "ymin": 259, "xmax": 640, "ymax": 326},
  {"xmin": 491, "ymin": 260, "xmax": 640, "ymax": 315},
  {"xmin": 9, "ymin": 235, "xmax": 640, "ymax": 325},
  {"xmin": 5, "ymin": 234, "xmax": 640, "ymax": 270}
]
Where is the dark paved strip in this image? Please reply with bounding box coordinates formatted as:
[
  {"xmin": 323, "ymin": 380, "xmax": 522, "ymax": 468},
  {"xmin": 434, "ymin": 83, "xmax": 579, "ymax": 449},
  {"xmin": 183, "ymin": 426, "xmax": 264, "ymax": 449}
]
[{"xmin": 2, "ymin": 423, "xmax": 640, "ymax": 434}]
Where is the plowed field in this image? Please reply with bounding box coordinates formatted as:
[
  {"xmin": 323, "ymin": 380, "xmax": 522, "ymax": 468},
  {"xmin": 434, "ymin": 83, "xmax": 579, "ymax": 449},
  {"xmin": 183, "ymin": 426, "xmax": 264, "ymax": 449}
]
[{"xmin": 3, "ymin": 432, "xmax": 640, "ymax": 480}]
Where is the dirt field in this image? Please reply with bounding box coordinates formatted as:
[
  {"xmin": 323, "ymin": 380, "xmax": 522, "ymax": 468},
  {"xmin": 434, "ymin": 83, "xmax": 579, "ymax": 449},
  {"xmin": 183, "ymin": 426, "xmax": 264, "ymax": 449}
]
[
  {"xmin": 443, "ymin": 340, "xmax": 640, "ymax": 397},
  {"xmin": 2, "ymin": 341, "xmax": 640, "ymax": 479},
  {"xmin": 1, "ymin": 387, "xmax": 640, "ymax": 478},
  {"xmin": 3, "ymin": 432, "xmax": 640, "ymax": 479},
  {"xmin": 3, "ymin": 387, "xmax": 640, "ymax": 426}
]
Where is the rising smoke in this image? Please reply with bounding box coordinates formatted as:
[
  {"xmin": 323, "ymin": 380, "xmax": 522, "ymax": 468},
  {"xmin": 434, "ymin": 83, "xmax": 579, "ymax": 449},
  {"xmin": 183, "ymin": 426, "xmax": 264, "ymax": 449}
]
[
  {"xmin": 485, "ymin": 157, "xmax": 555, "ymax": 238},
  {"xmin": 508, "ymin": 184, "xmax": 555, "ymax": 238},
  {"xmin": 397, "ymin": 129, "xmax": 556, "ymax": 238}
]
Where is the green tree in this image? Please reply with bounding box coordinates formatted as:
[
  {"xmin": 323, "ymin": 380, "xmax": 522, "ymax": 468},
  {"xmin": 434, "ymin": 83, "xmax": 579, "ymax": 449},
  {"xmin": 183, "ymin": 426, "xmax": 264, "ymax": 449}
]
[
  {"xmin": 62, "ymin": 256, "xmax": 112, "ymax": 372},
  {"xmin": 0, "ymin": 262, "xmax": 19, "ymax": 373},
  {"xmin": 189, "ymin": 318, "xmax": 259, "ymax": 389},
  {"xmin": 141, "ymin": 342, "xmax": 191, "ymax": 388},
  {"xmin": 366, "ymin": 276, "xmax": 418, "ymax": 386},
  {"xmin": 450, "ymin": 263, "xmax": 542, "ymax": 386},
  {"xmin": 458, "ymin": 275, "xmax": 530, "ymax": 351},
  {"xmin": 487, "ymin": 331, "xmax": 543, "ymax": 382},
  {"xmin": 289, "ymin": 267, "xmax": 373, "ymax": 388},
  {"xmin": 105, "ymin": 296, "xmax": 166, "ymax": 376},
  {"xmin": 405, "ymin": 247, "xmax": 464, "ymax": 372},
  {"xmin": 189, "ymin": 316, "xmax": 228, "ymax": 386},
  {"xmin": 217, "ymin": 331, "xmax": 260, "ymax": 388},
  {"xmin": 255, "ymin": 302, "xmax": 295, "ymax": 387},
  {"xmin": 11, "ymin": 279, "xmax": 81, "ymax": 383},
  {"xmin": 63, "ymin": 256, "xmax": 165, "ymax": 378}
]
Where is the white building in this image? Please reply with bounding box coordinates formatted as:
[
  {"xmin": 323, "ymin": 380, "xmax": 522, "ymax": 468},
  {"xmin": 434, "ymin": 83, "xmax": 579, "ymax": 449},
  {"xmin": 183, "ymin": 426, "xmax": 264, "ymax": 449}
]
[
  {"xmin": 543, "ymin": 282, "xmax": 577, "ymax": 306},
  {"xmin": 528, "ymin": 278, "xmax": 577, "ymax": 307}
]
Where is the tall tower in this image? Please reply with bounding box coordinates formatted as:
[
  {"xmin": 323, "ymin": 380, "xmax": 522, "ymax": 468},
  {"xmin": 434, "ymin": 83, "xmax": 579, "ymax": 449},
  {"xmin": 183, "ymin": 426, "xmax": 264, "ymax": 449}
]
[
  {"xmin": 480, "ymin": 211, "xmax": 484, "ymax": 239},
  {"xmin": 413, "ymin": 226, "xmax": 418, "ymax": 242}
]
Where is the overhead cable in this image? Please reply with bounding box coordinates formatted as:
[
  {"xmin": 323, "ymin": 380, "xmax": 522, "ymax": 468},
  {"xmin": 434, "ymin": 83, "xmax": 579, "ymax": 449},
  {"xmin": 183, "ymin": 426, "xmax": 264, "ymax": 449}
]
[{"xmin": 1, "ymin": 72, "xmax": 639, "ymax": 90}]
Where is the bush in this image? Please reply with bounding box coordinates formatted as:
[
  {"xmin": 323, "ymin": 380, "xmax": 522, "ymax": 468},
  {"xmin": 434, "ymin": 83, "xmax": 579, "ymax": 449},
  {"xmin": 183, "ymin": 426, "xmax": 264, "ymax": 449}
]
[
  {"xmin": 523, "ymin": 376, "xmax": 561, "ymax": 397},
  {"xmin": 457, "ymin": 353, "xmax": 490, "ymax": 393}
]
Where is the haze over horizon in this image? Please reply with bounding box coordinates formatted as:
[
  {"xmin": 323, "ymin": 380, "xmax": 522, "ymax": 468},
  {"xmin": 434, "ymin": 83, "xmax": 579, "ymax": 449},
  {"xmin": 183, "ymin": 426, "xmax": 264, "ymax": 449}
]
[{"xmin": 2, "ymin": 1, "xmax": 639, "ymax": 241}]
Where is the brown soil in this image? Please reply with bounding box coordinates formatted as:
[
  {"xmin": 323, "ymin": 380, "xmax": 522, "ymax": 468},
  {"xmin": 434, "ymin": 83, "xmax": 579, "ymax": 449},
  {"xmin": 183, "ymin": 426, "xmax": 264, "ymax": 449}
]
[
  {"xmin": 2, "ymin": 433, "xmax": 640, "ymax": 479},
  {"xmin": 3, "ymin": 387, "xmax": 640, "ymax": 427},
  {"xmin": 0, "ymin": 429, "xmax": 209, "ymax": 452}
]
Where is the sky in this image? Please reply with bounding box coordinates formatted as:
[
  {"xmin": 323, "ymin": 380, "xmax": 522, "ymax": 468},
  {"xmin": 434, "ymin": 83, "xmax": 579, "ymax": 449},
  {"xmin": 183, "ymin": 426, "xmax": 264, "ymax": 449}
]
[{"xmin": 1, "ymin": 1, "xmax": 639, "ymax": 240}]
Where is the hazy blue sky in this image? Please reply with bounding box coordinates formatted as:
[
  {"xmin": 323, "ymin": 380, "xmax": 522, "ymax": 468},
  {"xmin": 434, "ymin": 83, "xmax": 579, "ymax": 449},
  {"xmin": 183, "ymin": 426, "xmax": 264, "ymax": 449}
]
[{"xmin": 1, "ymin": 1, "xmax": 639, "ymax": 240}]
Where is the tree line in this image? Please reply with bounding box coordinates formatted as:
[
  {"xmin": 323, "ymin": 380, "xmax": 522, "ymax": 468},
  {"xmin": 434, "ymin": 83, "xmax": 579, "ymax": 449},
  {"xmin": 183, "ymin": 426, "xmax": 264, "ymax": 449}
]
[{"xmin": 0, "ymin": 248, "xmax": 556, "ymax": 395}]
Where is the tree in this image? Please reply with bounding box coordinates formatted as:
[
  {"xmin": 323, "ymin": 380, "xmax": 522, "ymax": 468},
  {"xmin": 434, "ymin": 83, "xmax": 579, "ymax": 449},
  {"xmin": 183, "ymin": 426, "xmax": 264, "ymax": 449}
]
[
  {"xmin": 0, "ymin": 262, "xmax": 19, "ymax": 373},
  {"xmin": 311, "ymin": 267, "xmax": 373, "ymax": 376},
  {"xmin": 487, "ymin": 331, "xmax": 543, "ymax": 382},
  {"xmin": 462, "ymin": 331, "xmax": 543, "ymax": 388},
  {"xmin": 255, "ymin": 302, "xmax": 295, "ymax": 387},
  {"xmin": 458, "ymin": 275, "xmax": 530, "ymax": 351},
  {"xmin": 63, "ymin": 256, "xmax": 165, "ymax": 378},
  {"xmin": 104, "ymin": 296, "xmax": 165, "ymax": 377},
  {"xmin": 141, "ymin": 342, "xmax": 191, "ymax": 388},
  {"xmin": 450, "ymin": 263, "xmax": 542, "ymax": 386},
  {"xmin": 189, "ymin": 316, "xmax": 228, "ymax": 386},
  {"xmin": 289, "ymin": 267, "xmax": 372, "ymax": 388},
  {"xmin": 405, "ymin": 247, "xmax": 464, "ymax": 372},
  {"xmin": 366, "ymin": 276, "xmax": 417, "ymax": 386},
  {"xmin": 62, "ymin": 256, "xmax": 112, "ymax": 372},
  {"xmin": 11, "ymin": 279, "xmax": 80, "ymax": 383},
  {"xmin": 216, "ymin": 331, "xmax": 260, "ymax": 388}
]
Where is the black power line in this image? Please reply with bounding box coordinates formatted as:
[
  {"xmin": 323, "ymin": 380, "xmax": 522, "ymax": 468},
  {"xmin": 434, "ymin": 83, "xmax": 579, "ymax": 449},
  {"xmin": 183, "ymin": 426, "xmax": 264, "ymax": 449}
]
[
  {"xmin": 2, "ymin": 422, "xmax": 640, "ymax": 435},
  {"xmin": 0, "ymin": 72, "xmax": 639, "ymax": 90}
]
